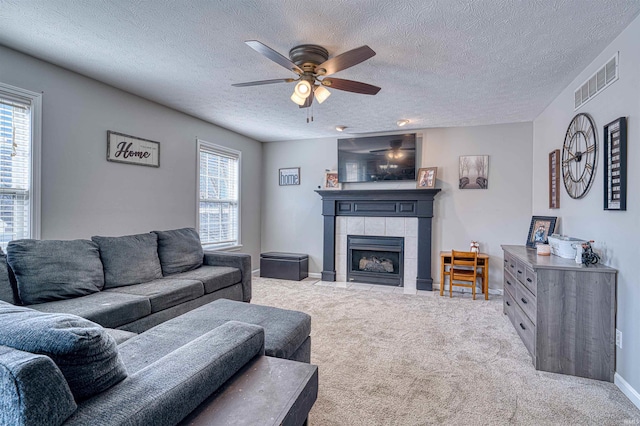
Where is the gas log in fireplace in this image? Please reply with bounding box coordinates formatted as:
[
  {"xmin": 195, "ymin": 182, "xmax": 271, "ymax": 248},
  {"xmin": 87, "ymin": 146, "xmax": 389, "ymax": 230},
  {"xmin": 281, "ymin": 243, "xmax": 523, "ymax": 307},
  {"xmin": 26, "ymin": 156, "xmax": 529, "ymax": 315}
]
[{"xmin": 347, "ymin": 235, "xmax": 404, "ymax": 286}]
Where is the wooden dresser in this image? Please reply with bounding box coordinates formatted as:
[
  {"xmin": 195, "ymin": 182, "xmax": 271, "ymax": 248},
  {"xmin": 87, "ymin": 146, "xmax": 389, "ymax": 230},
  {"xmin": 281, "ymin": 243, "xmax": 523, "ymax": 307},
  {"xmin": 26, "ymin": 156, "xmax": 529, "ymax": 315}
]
[{"xmin": 501, "ymin": 245, "xmax": 617, "ymax": 382}]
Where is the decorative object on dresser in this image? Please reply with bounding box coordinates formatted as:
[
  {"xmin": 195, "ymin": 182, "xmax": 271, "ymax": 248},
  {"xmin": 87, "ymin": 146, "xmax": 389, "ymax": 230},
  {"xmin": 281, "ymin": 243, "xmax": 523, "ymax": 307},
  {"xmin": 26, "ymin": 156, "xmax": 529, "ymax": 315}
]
[
  {"xmin": 561, "ymin": 113, "xmax": 597, "ymax": 199},
  {"xmin": 279, "ymin": 167, "xmax": 300, "ymax": 186},
  {"xmin": 417, "ymin": 167, "xmax": 437, "ymax": 189},
  {"xmin": 107, "ymin": 131, "xmax": 160, "ymax": 168},
  {"xmin": 603, "ymin": 117, "xmax": 627, "ymax": 211},
  {"xmin": 525, "ymin": 216, "xmax": 557, "ymax": 248},
  {"xmin": 458, "ymin": 155, "xmax": 488, "ymax": 189},
  {"xmin": 502, "ymin": 245, "xmax": 616, "ymax": 382},
  {"xmin": 549, "ymin": 149, "xmax": 560, "ymax": 208}
]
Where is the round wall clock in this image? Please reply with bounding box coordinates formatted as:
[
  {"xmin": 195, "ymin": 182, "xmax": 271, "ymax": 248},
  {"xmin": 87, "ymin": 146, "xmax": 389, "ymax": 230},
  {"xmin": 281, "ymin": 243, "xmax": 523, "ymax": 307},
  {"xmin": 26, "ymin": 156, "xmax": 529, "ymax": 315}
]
[{"xmin": 562, "ymin": 113, "xmax": 597, "ymax": 199}]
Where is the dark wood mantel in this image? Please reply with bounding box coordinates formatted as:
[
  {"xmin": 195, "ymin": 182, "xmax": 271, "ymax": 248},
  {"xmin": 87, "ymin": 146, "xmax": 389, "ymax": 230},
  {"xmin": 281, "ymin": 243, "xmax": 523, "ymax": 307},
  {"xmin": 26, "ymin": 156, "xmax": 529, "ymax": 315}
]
[{"xmin": 315, "ymin": 189, "xmax": 441, "ymax": 290}]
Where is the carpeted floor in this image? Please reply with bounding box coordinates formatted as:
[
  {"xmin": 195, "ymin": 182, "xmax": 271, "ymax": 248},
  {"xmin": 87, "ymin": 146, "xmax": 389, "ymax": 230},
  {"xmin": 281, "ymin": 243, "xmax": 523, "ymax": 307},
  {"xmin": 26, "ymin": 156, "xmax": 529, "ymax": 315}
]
[{"xmin": 251, "ymin": 277, "xmax": 640, "ymax": 425}]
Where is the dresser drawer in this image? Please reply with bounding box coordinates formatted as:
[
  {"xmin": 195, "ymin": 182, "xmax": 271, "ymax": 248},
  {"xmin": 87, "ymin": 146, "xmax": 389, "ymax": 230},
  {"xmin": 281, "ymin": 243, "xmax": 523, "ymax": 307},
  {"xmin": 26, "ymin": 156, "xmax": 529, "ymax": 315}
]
[
  {"xmin": 503, "ymin": 289, "xmax": 516, "ymax": 327},
  {"xmin": 515, "ymin": 305, "xmax": 535, "ymax": 358},
  {"xmin": 524, "ymin": 267, "xmax": 537, "ymax": 296},
  {"xmin": 515, "ymin": 279, "xmax": 536, "ymax": 323},
  {"xmin": 505, "ymin": 253, "xmax": 517, "ymax": 277},
  {"xmin": 503, "ymin": 270, "xmax": 516, "ymax": 299},
  {"xmin": 515, "ymin": 259, "xmax": 526, "ymax": 284}
]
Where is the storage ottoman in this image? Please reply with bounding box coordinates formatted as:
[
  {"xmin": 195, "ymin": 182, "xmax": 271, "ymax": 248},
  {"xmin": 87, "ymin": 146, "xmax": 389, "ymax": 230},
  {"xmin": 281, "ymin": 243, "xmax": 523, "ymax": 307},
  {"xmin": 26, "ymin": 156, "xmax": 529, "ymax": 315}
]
[{"xmin": 261, "ymin": 252, "xmax": 309, "ymax": 281}]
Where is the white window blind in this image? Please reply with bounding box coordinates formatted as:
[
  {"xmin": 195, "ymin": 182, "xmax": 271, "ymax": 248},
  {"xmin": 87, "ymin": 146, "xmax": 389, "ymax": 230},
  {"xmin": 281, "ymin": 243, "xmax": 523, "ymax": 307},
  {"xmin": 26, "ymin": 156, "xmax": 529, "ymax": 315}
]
[
  {"xmin": 0, "ymin": 93, "xmax": 32, "ymax": 249},
  {"xmin": 197, "ymin": 140, "xmax": 240, "ymax": 249}
]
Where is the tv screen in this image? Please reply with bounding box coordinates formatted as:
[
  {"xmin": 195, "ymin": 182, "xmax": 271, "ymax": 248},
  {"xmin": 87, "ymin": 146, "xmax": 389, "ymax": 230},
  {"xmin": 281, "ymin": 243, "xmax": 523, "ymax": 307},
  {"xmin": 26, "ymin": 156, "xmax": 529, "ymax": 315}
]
[{"xmin": 337, "ymin": 134, "xmax": 416, "ymax": 183}]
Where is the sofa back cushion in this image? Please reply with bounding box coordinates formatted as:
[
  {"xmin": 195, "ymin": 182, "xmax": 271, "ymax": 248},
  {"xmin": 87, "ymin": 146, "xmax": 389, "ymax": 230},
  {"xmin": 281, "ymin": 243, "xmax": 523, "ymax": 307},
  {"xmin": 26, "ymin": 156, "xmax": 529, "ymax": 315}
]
[
  {"xmin": 0, "ymin": 247, "xmax": 18, "ymax": 305},
  {"xmin": 0, "ymin": 345, "xmax": 77, "ymax": 425},
  {"xmin": 6, "ymin": 239, "xmax": 105, "ymax": 305},
  {"xmin": 92, "ymin": 233, "xmax": 163, "ymax": 288},
  {"xmin": 0, "ymin": 301, "xmax": 127, "ymax": 401},
  {"xmin": 152, "ymin": 228, "xmax": 204, "ymax": 275}
]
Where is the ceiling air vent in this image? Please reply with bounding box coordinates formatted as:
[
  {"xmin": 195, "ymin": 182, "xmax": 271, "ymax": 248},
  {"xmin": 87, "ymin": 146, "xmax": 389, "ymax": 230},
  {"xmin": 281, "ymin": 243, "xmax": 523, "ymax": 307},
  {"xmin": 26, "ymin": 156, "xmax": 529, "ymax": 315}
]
[{"xmin": 574, "ymin": 53, "xmax": 618, "ymax": 110}]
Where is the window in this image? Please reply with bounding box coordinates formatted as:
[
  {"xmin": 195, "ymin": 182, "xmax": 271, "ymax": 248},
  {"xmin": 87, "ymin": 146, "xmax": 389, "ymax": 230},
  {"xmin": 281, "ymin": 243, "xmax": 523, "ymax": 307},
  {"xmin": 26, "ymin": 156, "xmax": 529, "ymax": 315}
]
[
  {"xmin": 197, "ymin": 140, "xmax": 240, "ymax": 250},
  {"xmin": 0, "ymin": 83, "xmax": 41, "ymax": 249}
]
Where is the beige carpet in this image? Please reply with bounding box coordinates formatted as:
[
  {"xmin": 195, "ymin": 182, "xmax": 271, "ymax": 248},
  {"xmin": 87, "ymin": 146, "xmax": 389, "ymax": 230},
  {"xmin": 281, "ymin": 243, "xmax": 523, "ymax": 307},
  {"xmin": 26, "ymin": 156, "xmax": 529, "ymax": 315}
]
[{"xmin": 251, "ymin": 277, "xmax": 640, "ymax": 425}]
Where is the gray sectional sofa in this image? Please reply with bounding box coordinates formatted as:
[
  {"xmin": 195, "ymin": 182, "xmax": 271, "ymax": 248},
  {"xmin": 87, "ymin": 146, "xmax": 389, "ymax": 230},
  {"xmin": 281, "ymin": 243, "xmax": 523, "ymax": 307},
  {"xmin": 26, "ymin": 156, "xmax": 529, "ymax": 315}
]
[
  {"xmin": 0, "ymin": 228, "xmax": 316, "ymax": 425},
  {"xmin": 0, "ymin": 227, "xmax": 251, "ymax": 333}
]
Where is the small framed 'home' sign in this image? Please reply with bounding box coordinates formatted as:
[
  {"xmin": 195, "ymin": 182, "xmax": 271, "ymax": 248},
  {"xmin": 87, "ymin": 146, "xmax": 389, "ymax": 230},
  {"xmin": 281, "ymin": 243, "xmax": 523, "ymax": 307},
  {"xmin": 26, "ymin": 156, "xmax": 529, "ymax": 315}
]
[{"xmin": 107, "ymin": 131, "xmax": 160, "ymax": 167}]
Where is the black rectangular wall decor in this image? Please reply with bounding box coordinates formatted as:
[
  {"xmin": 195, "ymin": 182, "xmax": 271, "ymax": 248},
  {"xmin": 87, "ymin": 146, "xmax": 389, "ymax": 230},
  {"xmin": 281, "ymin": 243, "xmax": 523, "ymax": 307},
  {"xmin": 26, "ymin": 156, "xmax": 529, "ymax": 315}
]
[{"xmin": 604, "ymin": 117, "xmax": 627, "ymax": 211}]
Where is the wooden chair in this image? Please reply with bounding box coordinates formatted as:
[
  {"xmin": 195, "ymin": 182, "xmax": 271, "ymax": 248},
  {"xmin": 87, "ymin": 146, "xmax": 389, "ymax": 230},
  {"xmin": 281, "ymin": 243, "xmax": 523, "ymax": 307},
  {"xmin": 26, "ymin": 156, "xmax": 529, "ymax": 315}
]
[{"xmin": 450, "ymin": 250, "xmax": 479, "ymax": 300}]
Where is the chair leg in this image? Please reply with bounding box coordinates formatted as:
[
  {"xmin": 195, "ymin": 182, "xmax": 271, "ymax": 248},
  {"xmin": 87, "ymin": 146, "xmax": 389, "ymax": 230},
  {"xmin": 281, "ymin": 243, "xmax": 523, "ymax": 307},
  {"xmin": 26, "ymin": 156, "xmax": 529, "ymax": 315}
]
[
  {"xmin": 472, "ymin": 280, "xmax": 476, "ymax": 300},
  {"xmin": 449, "ymin": 281, "xmax": 453, "ymax": 298}
]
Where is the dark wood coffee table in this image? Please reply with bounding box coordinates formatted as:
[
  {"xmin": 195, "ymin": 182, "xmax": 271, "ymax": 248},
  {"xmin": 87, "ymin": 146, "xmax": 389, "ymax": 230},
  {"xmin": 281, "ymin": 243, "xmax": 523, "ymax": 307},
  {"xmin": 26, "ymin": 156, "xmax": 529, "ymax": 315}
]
[{"xmin": 179, "ymin": 356, "xmax": 318, "ymax": 426}]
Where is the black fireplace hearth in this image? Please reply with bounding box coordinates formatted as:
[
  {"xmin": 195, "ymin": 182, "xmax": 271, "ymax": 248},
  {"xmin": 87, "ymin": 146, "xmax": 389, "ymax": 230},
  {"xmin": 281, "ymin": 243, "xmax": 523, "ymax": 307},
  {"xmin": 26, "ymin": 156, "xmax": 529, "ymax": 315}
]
[{"xmin": 347, "ymin": 235, "xmax": 404, "ymax": 286}]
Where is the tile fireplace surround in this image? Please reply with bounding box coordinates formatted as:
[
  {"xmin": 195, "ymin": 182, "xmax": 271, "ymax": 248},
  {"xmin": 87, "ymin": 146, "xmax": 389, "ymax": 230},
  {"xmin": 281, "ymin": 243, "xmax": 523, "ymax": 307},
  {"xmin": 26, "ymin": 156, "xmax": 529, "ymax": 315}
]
[{"xmin": 316, "ymin": 189, "xmax": 440, "ymax": 291}]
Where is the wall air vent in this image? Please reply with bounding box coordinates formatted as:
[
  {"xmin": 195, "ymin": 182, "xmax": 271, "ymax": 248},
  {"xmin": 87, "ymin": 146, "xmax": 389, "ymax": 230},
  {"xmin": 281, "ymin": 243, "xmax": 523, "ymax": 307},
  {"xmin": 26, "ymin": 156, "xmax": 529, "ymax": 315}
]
[{"xmin": 574, "ymin": 53, "xmax": 618, "ymax": 110}]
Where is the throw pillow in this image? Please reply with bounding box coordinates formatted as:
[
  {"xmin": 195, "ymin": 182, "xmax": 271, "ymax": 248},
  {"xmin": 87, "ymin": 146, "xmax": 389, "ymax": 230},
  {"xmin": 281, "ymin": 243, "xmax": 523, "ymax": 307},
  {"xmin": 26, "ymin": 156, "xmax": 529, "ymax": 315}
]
[
  {"xmin": 92, "ymin": 233, "xmax": 163, "ymax": 288},
  {"xmin": 0, "ymin": 246, "xmax": 17, "ymax": 304},
  {"xmin": 6, "ymin": 239, "xmax": 105, "ymax": 305},
  {"xmin": 0, "ymin": 301, "xmax": 128, "ymax": 401},
  {"xmin": 152, "ymin": 228, "xmax": 204, "ymax": 275}
]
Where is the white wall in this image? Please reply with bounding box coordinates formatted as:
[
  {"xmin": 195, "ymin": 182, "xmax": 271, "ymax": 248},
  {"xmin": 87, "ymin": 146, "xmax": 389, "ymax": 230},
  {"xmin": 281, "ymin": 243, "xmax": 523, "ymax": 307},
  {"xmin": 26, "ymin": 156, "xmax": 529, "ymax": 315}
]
[
  {"xmin": 532, "ymin": 15, "xmax": 640, "ymax": 401},
  {"xmin": 0, "ymin": 46, "xmax": 263, "ymax": 265},
  {"xmin": 261, "ymin": 122, "xmax": 533, "ymax": 291}
]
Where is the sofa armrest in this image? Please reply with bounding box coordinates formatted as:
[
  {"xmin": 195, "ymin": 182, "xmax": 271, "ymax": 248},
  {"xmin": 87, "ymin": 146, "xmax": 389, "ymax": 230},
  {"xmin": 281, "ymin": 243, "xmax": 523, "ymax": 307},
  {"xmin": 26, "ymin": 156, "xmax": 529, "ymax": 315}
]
[
  {"xmin": 0, "ymin": 345, "xmax": 77, "ymax": 426},
  {"xmin": 64, "ymin": 321, "xmax": 264, "ymax": 426},
  {"xmin": 203, "ymin": 251, "xmax": 251, "ymax": 302}
]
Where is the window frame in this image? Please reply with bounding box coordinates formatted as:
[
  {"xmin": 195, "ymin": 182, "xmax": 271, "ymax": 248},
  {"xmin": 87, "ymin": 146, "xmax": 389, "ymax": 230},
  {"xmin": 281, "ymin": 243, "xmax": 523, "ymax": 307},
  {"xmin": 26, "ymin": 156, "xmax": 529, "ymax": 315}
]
[
  {"xmin": 196, "ymin": 139, "xmax": 242, "ymax": 251},
  {"xmin": 0, "ymin": 82, "xmax": 41, "ymax": 243}
]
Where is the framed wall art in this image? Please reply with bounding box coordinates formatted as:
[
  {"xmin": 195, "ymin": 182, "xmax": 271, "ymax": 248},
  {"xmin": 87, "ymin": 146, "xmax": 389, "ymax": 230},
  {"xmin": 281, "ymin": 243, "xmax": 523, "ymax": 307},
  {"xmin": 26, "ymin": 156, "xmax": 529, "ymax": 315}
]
[
  {"xmin": 279, "ymin": 167, "xmax": 300, "ymax": 186},
  {"xmin": 416, "ymin": 167, "xmax": 437, "ymax": 189},
  {"xmin": 603, "ymin": 117, "xmax": 627, "ymax": 211},
  {"xmin": 459, "ymin": 155, "xmax": 488, "ymax": 189},
  {"xmin": 526, "ymin": 216, "xmax": 557, "ymax": 248},
  {"xmin": 107, "ymin": 131, "xmax": 160, "ymax": 167},
  {"xmin": 549, "ymin": 149, "xmax": 560, "ymax": 208}
]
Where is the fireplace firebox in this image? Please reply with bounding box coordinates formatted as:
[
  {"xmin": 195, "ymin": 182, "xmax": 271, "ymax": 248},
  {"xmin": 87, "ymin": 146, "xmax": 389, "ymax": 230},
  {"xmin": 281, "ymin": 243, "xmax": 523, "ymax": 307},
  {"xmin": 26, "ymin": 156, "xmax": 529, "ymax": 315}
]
[{"xmin": 347, "ymin": 235, "xmax": 404, "ymax": 286}]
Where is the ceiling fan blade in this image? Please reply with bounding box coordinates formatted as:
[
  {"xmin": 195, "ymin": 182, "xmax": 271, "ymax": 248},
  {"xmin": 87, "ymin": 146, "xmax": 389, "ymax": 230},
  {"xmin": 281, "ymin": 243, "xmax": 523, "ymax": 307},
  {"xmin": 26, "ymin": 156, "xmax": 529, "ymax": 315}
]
[
  {"xmin": 245, "ymin": 40, "xmax": 303, "ymax": 74},
  {"xmin": 322, "ymin": 78, "xmax": 381, "ymax": 95},
  {"xmin": 232, "ymin": 78, "xmax": 294, "ymax": 87},
  {"xmin": 316, "ymin": 45, "xmax": 376, "ymax": 76}
]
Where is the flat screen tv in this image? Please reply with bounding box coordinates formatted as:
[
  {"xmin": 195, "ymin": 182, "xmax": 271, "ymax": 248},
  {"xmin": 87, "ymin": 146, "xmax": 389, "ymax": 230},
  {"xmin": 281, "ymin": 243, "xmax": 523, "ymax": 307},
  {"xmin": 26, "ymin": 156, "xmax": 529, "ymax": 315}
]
[{"xmin": 337, "ymin": 134, "xmax": 416, "ymax": 183}]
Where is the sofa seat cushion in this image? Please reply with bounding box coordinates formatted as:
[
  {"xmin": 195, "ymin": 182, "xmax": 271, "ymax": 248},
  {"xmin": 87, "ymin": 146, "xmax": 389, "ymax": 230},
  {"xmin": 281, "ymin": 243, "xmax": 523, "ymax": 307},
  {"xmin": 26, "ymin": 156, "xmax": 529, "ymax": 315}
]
[
  {"xmin": 168, "ymin": 265, "xmax": 241, "ymax": 294},
  {"xmin": 0, "ymin": 345, "xmax": 77, "ymax": 425},
  {"xmin": 6, "ymin": 239, "xmax": 104, "ymax": 305},
  {"xmin": 105, "ymin": 329, "xmax": 138, "ymax": 345},
  {"xmin": 0, "ymin": 301, "xmax": 128, "ymax": 401},
  {"xmin": 106, "ymin": 278, "xmax": 204, "ymax": 313},
  {"xmin": 152, "ymin": 228, "xmax": 204, "ymax": 275},
  {"xmin": 30, "ymin": 291, "xmax": 151, "ymax": 329},
  {"xmin": 92, "ymin": 233, "xmax": 163, "ymax": 288}
]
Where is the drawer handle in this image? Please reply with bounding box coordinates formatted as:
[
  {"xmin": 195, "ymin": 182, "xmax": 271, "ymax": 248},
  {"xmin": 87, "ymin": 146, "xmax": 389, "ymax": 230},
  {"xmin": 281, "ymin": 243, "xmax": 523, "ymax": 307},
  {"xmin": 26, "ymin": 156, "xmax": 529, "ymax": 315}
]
[
  {"xmin": 526, "ymin": 278, "xmax": 532, "ymax": 283},
  {"xmin": 521, "ymin": 298, "xmax": 528, "ymax": 304},
  {"xmin": 517, "ymin": 270, "xmax": 523, "ymax": 275},
  {"xmin": 519, "ymin": 323, "xmax": 526, "ymax": 330},
  {"xmin": 506, "ymin": 300, "xmax": 511, "ymax": 306},
  {"xmin": 506, "ymin": 280, "xmax": 512, "ymax": 286}
]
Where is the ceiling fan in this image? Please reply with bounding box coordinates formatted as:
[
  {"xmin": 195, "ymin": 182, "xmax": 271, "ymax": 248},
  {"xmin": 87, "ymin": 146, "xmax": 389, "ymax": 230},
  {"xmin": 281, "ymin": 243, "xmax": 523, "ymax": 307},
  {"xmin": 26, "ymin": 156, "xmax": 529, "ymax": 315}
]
[
  {"xmin": 232, "ymin": 40, "xmax": 381, "ymax": 108},
  {"xmin": 370, "ymin": 139, "xmax": 415, "ymax": 159}
]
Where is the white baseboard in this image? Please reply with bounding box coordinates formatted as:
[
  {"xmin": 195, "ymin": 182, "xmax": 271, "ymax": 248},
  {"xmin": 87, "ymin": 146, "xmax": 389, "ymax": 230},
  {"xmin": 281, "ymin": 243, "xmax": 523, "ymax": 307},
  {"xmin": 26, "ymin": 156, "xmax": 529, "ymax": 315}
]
[
  {"xmin": 252, "ymin": 268, "xmax": 260, "ymax": 276},
  {"xmin": 615, "ymin": 373, "xmax": 640, "ymax": 410},
  {"xmin": 308, "ymin": 272, "xmax": 321, "ymax": 279}
]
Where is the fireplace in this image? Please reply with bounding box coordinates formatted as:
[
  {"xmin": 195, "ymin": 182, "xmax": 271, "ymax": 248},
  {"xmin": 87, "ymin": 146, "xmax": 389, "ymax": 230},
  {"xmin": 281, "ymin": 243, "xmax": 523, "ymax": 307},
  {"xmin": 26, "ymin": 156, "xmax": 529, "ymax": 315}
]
[{"xmin": 347, "ymin": 235, "xmax": 404, "ymax": 286}]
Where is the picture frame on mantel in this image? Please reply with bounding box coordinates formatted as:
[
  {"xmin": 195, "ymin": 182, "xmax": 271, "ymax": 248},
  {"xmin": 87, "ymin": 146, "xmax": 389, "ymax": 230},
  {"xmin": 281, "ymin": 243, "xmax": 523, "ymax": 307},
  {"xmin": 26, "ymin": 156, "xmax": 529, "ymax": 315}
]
[
  {"xmin": 107, "ymin": 131, "xmax": 160, "ymax": 167},
  {"xmin": 323, "ymin": 171, "xmax": 341, "ymax": 190},
  {"xmin": 416, "ymin": 167, "xmax": 437, "ymax": 189},
  {"xmin": 526, "ymin": 216, "xmax": 557, "ymax": 248},
  {"xmin": 603, "ymin": 117, "xmax": 627, "ymax": 211}
]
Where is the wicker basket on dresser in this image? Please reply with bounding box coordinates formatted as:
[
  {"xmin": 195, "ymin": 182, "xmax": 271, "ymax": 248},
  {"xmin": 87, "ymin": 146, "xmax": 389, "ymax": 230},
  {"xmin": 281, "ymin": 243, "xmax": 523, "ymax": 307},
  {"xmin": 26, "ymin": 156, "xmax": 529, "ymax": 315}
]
[{"xmin": 502, "ymin": 245, "xmax": 617, "ymax": 382}]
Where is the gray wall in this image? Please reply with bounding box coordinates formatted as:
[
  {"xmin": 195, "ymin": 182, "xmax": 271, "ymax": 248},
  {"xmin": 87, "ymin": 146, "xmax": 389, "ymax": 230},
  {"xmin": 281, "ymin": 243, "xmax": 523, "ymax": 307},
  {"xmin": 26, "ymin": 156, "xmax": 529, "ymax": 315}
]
[
  {"xmin": 532, "ymin": 14, "xmax": 640, "ymax": 402},
  {"xmin": 0, "ymin": 45, "xmax": 263, "ymax": 266},
  {"xmin": 261, "ymin": 122, "xmax": 533, "ymax": 291}
]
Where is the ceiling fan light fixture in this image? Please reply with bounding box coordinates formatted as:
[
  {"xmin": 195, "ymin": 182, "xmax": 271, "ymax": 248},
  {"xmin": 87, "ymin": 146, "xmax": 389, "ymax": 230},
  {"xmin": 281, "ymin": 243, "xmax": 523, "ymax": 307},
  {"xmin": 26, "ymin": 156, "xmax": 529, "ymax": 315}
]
[
  {"xmin": 290, "ymin": 91, "xmax": 306, "ymax": 106},
  {"xmin": 335, "ymin": 125, "xmax": 347, "ymax": 132},
  {"xmin": 314, "ymin": 85, "xmax": 331, "ymax": 104},
  {"xmin": 396, "ymin": 119, "xmax": 410, "ymax": 127},
  {"xmin": 294, "ymin": 80, "xmax": 312, "ymax": 99}
]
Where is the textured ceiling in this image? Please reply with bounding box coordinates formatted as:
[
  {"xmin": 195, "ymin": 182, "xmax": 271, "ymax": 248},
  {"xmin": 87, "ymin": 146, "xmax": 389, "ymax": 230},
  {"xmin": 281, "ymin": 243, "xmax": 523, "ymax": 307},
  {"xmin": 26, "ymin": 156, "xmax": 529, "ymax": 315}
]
[{"xmin": 1, "ymin": 0, "xmax": 639, "ymax": 142}]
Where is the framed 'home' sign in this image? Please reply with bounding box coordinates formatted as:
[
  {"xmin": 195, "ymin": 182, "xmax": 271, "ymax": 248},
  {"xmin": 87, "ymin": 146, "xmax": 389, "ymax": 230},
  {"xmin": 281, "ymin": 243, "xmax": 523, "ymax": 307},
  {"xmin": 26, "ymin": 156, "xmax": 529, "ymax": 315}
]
[{"xmin": 107, "ymin": 131, "xmax": 160, "ymax": 167}]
